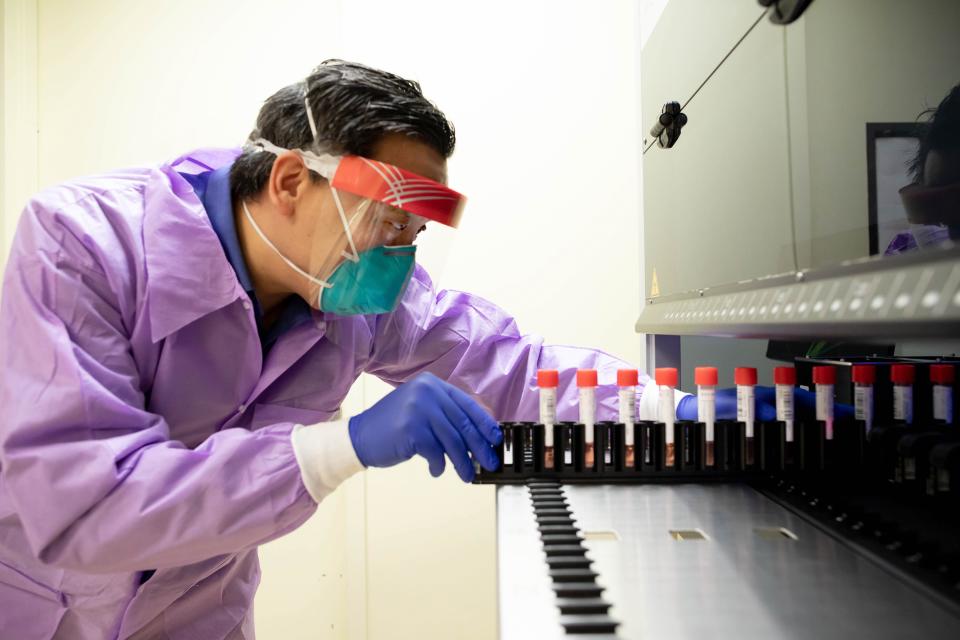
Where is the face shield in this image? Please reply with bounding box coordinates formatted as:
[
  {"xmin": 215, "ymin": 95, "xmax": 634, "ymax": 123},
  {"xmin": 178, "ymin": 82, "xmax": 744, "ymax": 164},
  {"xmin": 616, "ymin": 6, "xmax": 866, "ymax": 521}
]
[{"xmin": 242, "ymin": 100, "xmax": 465, "ymax": 317}]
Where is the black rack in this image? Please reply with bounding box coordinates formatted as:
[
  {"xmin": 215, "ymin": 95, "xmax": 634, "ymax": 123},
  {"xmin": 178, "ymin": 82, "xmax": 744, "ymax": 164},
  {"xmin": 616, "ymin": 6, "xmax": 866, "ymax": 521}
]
[{"xmin": 474, "ymin": 417, "xmax": 872, "ymax": 483}]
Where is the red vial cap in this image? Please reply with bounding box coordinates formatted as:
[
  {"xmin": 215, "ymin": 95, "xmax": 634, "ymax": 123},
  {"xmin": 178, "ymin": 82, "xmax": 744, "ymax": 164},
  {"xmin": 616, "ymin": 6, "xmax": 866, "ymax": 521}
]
[
  {"xmin": 734, "ymin": 367, "xmax": 757, "ymax": 386},
  {"xmin": 576, "ymin": 369, "xmax": 598, "ymax": 387},
  {"xmin": 851, "ymin": 365, "xmax": 876, "ymax": 384},
  {"xmin": 890, "ymin": 364, "xmax": 915, "ymax": 385},
  {"xmin": 694, "ymin": 367, "xmax": 718, "ymax": 386},
  {"xmin": 617, "ymin": 369, "xmax": 639, "ymax": 387},
  {"xmin": 537, "ymin": 369, "xmax": 559, "ymax": 388},
  {"xmin": 931, "ymin": 364, "xmax": 955, "ymax": 385},
  {"xmin": 774, "ymin": 367, "xmax": 796, "ymax": 385},
  {"xmin": 655, "ymin": 367, "xmax": 678, "ymax": 387},
  {"xmin": 813, "ymin": 366, "xmax": 836, "ymax": 385}
]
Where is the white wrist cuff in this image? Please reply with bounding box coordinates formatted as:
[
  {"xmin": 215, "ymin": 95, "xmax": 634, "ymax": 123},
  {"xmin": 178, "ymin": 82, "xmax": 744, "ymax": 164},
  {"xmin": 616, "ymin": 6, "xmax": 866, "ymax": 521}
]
[
  {"xmin": 638, "ymin": 384, "xmax": 693, "ymax": 421},
  {"xmin": 291, "ymin": 420, "xmax": 365, "ymax": 503}
]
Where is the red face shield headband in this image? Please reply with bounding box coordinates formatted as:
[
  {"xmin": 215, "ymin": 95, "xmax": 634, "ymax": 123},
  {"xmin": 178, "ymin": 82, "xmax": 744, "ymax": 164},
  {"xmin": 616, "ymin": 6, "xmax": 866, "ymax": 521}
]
[
  {"xmin": 331, "ymin": 156, "xmax": 465, "ymax": 228},
  {"xmin": 249, "ymin": 138, "xmax": 466, "ymax": 228}
]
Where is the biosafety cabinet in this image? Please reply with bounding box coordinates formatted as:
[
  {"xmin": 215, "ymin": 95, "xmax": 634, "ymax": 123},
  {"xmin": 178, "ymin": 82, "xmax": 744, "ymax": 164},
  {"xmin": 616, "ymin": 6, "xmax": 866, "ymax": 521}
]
[{"xmin": 480, "ymin": 1, "xmax": 960, "ymax": 638}]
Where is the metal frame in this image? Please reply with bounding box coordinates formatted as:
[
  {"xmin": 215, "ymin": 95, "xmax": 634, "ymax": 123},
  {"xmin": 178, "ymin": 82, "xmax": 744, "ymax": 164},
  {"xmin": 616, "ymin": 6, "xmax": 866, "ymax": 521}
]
[
  {"xmin": 866, "ymin": 122, "xmax": 925, "ymax": 256},
  {"xmin": 645, "ymin": 334, "xmax": 680, "ymax": 377}
]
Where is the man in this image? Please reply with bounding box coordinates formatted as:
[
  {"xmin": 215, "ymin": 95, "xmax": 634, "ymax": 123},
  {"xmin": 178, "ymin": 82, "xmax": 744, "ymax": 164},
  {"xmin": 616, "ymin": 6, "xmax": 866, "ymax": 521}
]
[{"xmin": 0, "ymin": 60, "xmax": 677, "ymax": 639}]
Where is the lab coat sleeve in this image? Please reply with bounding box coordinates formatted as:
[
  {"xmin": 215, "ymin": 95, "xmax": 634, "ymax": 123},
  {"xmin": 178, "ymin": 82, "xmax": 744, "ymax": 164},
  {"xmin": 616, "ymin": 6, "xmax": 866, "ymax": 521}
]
[
  {"xmin": 0, "ymin": 207, "xmax": 318, "ymax": 573},
  {"xmin": 366, "ymin": 266, "xmax": 683, "ymax": 421}
]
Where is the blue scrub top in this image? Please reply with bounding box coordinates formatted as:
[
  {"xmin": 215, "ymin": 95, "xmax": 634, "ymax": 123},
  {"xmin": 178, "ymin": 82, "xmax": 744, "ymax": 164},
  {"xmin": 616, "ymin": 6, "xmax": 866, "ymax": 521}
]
[{"xmin": 179, "ymin": 165, "xmax": 313, "ymax": 352}]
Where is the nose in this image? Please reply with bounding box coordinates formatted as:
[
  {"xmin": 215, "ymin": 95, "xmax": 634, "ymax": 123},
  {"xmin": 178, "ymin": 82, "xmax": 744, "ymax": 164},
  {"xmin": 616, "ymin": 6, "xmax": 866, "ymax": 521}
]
[{"xmin": 394, "ymin": 226, "xmax": 421, "ymax": 246}]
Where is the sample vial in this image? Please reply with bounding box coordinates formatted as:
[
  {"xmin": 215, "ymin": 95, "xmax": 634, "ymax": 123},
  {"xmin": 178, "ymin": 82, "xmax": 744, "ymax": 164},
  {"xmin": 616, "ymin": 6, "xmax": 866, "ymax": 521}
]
[
  {"xmin": 695, "ymin": 367, "xmax": 718, "ymax": 467},
  {"xmin": 656, "ymin": 367, "xmax": 678, "ymax": 467},
  {"xmin": 618, "ymin": 369, "xmax": 639, "ymax": 468},
  {"xmin": 774, "ymin": 366, "xmax": 796, "ymax": 442},
  {"xmin": 538, "ymin": 369, "xmax": 559, "ymax": 469},
  {"xmin": 578, "ymin": 369, "xmax": 598, "ymax": 469},
  {"xmin": 931, "ymin": 364, "xmax": 955, "ymax": 425},
  {"xmin": 852, "ymin": 365, "xmax": 876, "ymax": 434},
  {"xmin": 891, "ymin": 364, "xmax": 915, "ymax": 425},
  {"xmin": 503, "ymin": 423, "xmax": 513, "ymax": 466},
  {"xmin": 735, "ymin": 367, "xmax": 758, "ymax": 466},
  {"xmin": 813, "ymin": 366, "xmax": 836, "ymax": 440}
]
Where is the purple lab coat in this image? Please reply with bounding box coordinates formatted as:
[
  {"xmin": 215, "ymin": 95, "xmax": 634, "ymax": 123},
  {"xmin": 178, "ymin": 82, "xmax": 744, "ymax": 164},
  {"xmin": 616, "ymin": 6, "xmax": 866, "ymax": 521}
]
[{"xmin": 0, "ymin": 148, "xmax": 646, "ymax": 638}]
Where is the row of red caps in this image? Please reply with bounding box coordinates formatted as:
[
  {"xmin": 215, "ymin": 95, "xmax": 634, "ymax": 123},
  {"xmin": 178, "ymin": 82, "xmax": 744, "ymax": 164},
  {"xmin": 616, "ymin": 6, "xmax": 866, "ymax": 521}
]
[
  {"xmin": 534, "ymin": 363, "xmax": 957, "ymax": 389},
  {"xmin": 535, "ymin": 369, "xmax": 642, "ymax": 389},
  {"xmin": 801, "ymin": 363, "xmax": 956, "ymax": 386}
]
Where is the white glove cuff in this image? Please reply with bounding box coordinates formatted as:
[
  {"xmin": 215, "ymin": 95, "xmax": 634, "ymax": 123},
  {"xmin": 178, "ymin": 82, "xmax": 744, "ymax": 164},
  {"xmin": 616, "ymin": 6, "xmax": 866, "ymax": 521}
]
[{"xmin": 291, "ymin": 420, "xmax": 365, "ymax": 504}]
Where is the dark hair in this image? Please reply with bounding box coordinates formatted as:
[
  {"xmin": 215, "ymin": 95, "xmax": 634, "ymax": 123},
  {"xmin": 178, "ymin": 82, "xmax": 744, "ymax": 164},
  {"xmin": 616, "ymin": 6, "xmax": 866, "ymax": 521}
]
[
  {"xmin": 910, "ymin": 82, "xmax": 960, "ymax": 184},
  {"xmin": 230, "ymin": 60, "xmax": 456, "ymax": 202}
]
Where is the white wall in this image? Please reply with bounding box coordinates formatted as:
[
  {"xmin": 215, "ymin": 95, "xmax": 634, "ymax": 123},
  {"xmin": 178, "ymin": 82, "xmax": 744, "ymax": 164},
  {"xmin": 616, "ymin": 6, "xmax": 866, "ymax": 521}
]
[
  {"xmin": 1, "ymin": 0, "xmax": 39, "ymax": 280},
  {"xmin": 2, "ymin": 1, "xmax": 647, "ymax": 638}
]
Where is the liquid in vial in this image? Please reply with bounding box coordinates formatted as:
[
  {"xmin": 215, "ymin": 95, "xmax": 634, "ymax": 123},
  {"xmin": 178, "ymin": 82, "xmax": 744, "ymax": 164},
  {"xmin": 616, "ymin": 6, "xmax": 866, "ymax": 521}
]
[
  {"xmin": 774, "ymin": 366, "xmax": 796, "ymax": 466},
  {"xmin": 813, "ymin": 366, "xmax": 835, "ymax": 440},
  {"xmin": 695, "ymin": 367, "xmax": 718, "ymax": 467},
  {"xmin": 618, "ymin": 369, "xmax": 639, "ymax": 468},
  {"xmin": 852, "ymin": 365, "xmax": 875, "ymax": 435},
  {"xmin": 656, "ymin": 368, "xmax": 678, "ymax": 467},
  {"xmin": 578, "ymin": 369, "xmax": 598, "ymax": 469},
  {"xmin": 735, "ymin": 367, "xmax": 758, "ymax": 466},
  {"xmin": 537, "ymin": 369, "xmax": 559, "ymax": 469}
]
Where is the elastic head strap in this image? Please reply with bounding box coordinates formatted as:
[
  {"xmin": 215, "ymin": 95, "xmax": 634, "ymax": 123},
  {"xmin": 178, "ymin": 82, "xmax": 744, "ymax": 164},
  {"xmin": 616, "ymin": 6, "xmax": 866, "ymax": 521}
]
[{"xmin": 304, "ymin": 95, "xmax": 320, "ymax": 143}]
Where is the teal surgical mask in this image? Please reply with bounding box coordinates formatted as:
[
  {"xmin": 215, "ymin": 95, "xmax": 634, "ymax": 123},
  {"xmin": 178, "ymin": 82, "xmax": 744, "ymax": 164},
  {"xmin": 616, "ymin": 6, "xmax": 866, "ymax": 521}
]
[
  {"xmin": 320, "ymin": 244, "xmax": 416, "ymax": 315},
  {"xmin": 242, "ymin": 197, "xmax": 416, "ymax": 315}
]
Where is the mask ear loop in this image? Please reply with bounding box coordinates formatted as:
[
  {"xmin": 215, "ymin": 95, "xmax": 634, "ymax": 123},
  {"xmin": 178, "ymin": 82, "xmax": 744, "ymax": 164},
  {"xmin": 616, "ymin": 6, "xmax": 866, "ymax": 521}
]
[{"xmin": 242, "ymin": 201, "xmax": 333, "ymax": 291}]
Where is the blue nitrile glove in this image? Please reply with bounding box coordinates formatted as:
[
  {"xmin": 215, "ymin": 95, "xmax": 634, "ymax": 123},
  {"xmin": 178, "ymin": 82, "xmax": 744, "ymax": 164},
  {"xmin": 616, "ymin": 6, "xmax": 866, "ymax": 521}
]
[
  {"xmin": 347, "ymin": 372, "xmax": 503, "ymax": 483},
  {"xmin": 677, "ymin": 386, "xmax": 854, "ymax": 422}
]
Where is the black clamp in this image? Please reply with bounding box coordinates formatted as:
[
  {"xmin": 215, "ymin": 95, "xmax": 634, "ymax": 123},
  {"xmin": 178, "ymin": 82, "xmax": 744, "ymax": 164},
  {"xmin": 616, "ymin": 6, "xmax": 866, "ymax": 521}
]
[
  {"xmin": 649, "ymin": 101, "xmax": 688, "ymax": 149},
  {"xmin": 758, "ymin": 0, "xmax": 815, "ymax": 25}
]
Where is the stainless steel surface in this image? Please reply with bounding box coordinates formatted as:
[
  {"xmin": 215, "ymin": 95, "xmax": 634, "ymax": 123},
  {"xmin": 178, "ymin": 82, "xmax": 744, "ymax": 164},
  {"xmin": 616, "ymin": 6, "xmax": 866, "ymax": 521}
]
[
  {"xmin": 497, "ymin": 483, "xmax": 960, "ymax": 640},
  {"xmin": 497, "ymin": 485, "xmax": 567, "ymax": 640},
  {"xmin": 636, "ymin": 247, "xmax": 960, "ymax": 339}
]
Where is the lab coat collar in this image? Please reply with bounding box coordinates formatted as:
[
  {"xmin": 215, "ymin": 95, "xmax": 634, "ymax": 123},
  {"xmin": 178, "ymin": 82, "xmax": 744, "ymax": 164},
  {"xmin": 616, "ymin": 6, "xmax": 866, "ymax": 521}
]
[{"xmin": 144, "ymin": 148, "xmax": 247, "ymax": 342}]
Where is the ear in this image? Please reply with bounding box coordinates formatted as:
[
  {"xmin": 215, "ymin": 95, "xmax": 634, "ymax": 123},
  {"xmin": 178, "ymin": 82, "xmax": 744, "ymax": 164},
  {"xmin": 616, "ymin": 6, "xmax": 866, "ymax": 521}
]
[{"xmin": 266, "ymin": 152, "xmax": 311, "ymax": 218}]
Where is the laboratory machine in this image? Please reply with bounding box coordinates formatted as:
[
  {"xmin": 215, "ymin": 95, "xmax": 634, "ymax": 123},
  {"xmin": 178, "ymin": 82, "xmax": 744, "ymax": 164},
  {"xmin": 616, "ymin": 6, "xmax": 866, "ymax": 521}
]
[{"xmin": 477, "ymin": 1, "xmax": 960, "ymax": 637}]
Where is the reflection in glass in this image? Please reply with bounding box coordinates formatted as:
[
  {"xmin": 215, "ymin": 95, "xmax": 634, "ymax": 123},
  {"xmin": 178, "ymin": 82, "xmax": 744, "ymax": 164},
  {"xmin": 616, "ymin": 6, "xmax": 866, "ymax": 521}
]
[
  {"xmin": 887, "ymin": 84, "xmax": 960, "ymax": 256},
  {"xmin": 788, "ymin": 0, "xmax": 960, "ymax": 270}
]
